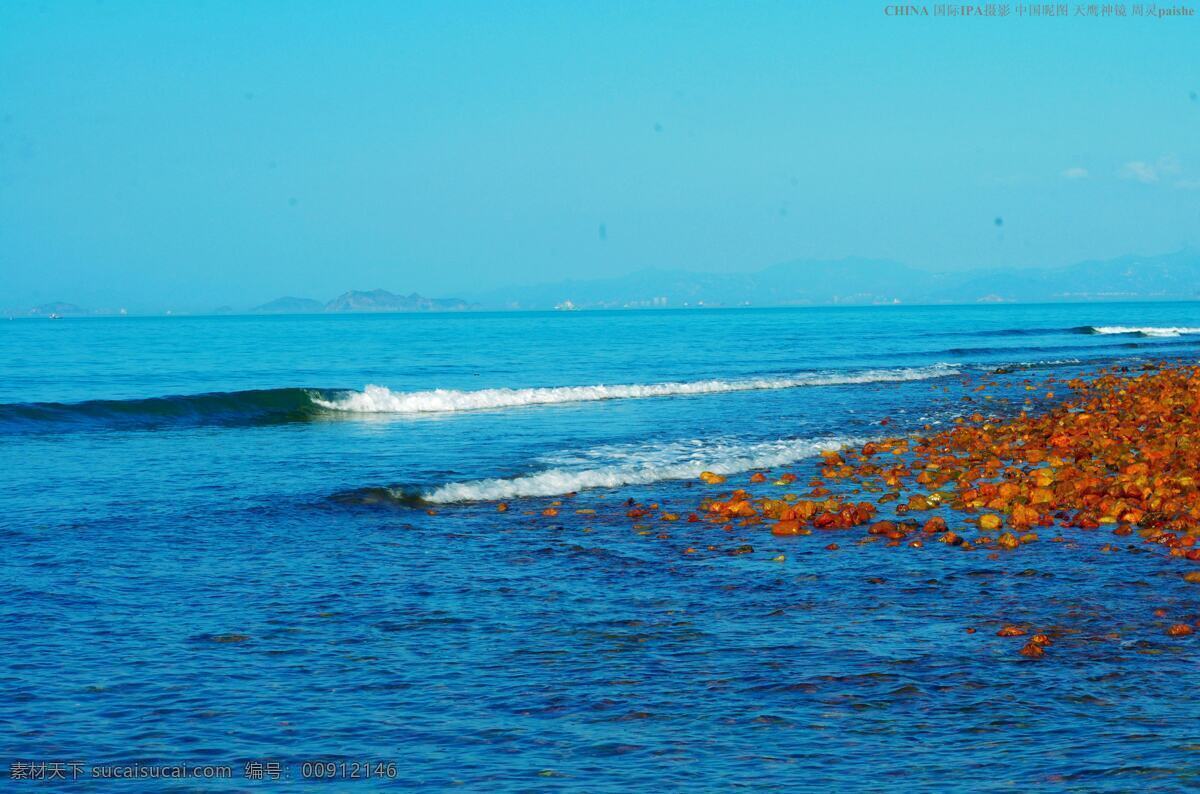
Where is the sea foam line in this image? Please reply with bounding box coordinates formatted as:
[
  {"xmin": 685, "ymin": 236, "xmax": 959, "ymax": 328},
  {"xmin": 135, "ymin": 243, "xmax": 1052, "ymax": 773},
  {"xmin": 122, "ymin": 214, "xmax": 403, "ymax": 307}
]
[
  {"xmin": 420, "ymin": 436, "xmax": 859, "ymax": 503},
  {"xmin": 311, "ymin": 365, "xmax": 958, "ymax": 415},
  {"xmin": 1088, "ymin": 326, "xmax": 1200, "ymax": 338}
]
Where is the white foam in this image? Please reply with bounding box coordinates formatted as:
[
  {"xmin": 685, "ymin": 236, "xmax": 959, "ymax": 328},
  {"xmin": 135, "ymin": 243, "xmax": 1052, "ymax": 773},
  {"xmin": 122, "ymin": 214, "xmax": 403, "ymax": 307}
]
[
  {"xmin": 312, "ymin": 365, "xmax": 958, "ymax": 415},
  {"xmin": 1091, "ymin": 326, "xmax": 1200, "ymax": 337},
  {"xmin": 421, "ymin": 436, "xmax": 859, "ymax": 503}
]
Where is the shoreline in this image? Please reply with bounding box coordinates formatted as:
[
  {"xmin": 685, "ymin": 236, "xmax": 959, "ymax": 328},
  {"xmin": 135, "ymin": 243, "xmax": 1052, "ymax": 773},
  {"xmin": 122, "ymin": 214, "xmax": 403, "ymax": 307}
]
[{"xmin": 557, "ymin": 361, "xmax": 1200, "ymax": 655}]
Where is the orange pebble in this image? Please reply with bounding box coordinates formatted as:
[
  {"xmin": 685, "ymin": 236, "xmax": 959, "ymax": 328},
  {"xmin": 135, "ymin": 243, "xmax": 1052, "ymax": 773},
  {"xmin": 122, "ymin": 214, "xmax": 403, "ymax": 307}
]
[{"xmin": 772, "ymin": 520, "xmax": 803, "ymax": 536}]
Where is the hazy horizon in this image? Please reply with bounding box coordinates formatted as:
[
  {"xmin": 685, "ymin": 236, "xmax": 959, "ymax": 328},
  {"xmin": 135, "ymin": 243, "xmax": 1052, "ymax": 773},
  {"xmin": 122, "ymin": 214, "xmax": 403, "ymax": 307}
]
[
  {"xmin": 3, "ymin": 1, "xmax": 1199, "ymax": 311},
  {"xmin": 3, "ymin": 242, "xmax": 1199, "ymax": 311},
  {"xmin": 12, "ymin": 242, "xmax": 1200, "ymax": 316}
]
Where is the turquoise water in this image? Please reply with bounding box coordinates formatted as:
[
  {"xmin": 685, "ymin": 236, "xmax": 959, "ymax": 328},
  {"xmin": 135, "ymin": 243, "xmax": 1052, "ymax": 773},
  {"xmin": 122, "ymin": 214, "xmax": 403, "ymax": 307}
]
[{"xmin": 5, "ymin": 303, "xmax": 1200, "ymax": 790}]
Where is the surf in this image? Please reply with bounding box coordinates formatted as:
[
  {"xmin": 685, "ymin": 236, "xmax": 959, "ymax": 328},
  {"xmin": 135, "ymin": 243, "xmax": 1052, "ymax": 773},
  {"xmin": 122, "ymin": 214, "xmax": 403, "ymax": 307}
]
[
  {"xmin": 332, "ymin": 436, "xmax": 863, "ymax": 505},
  {"xmin": 1077, "ymin": 325, "xmax": 1200, "ymax": 337},
  {"xmin": 311, "ymin": 365, "xmax": 960, "ymax": 415}
]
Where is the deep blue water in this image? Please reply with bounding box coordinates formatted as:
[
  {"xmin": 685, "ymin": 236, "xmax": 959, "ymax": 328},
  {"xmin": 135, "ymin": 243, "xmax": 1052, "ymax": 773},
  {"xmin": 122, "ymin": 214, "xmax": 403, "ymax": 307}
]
[{"xmin": 5, "ymin": 303, "xmax": 1200, "ymax": 790}]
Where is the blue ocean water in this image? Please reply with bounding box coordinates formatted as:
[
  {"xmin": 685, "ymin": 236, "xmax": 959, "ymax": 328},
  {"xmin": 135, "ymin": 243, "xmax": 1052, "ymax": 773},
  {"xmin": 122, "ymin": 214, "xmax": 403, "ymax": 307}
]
[{"xmin": 5, "ymin": 303, "xmax": 1200, "ymax": 790}]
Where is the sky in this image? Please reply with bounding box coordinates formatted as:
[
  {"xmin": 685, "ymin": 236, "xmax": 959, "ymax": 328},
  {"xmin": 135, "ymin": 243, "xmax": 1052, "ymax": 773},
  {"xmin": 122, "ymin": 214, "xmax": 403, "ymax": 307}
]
[{"xmin": 1, "ymin": 0, "xmax": 1198, "ymax": 311}]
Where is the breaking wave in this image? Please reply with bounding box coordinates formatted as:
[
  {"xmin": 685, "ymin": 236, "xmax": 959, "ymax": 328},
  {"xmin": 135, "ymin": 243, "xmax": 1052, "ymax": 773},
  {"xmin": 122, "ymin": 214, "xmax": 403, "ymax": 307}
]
[
  {"xmin": 312, "ymin": 365, "xmax": 960, "ymax": 415},
  {"xmin": 1078, "ymin": 326, "xmax": 1200, "ymax": 338},
  {"xmin": 0, "ymin": 366, "xmax": 957, "ymax": 433},
  {"xmin": 336, "ymin": 436, "xmax": 861, "ymax": 505}
]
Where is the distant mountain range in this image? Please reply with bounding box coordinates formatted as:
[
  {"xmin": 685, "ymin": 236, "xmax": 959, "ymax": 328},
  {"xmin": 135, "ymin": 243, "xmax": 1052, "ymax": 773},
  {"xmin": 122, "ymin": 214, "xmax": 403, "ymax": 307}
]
[
  {"xmin": 8, "ymin": 248, "xmax": 1200, "ymax": 317},
  {"xmin": 253, "ymin": 290, "xmax": 475, "ymax": 314},
  {"xmin": 252, "ymin": 296, "xmax": 326, "ymax": 314},
  {"xmin": 473, "ymin": 247, "xmax": 1200, "ymax": 310}
]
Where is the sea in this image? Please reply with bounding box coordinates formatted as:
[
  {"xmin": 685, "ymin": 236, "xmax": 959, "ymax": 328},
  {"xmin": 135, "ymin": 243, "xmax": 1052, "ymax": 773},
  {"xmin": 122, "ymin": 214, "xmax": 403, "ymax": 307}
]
[{"xmin": 5, "ymin": 303, "xmax": 1200, "ymax": 790}]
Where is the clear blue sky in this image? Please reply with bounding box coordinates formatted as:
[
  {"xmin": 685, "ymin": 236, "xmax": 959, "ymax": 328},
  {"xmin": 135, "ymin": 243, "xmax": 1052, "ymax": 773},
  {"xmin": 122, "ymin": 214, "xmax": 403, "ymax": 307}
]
[{"xmin": 2, "ymin": 0, "xmax": 1198, "ymax": 310}]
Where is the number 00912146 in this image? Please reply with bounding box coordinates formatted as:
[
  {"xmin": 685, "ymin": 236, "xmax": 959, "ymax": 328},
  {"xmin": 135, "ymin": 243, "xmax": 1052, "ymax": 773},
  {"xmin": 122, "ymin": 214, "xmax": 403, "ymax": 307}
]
[{"xmin": 299, "ymin": 761, "xmax": 398, "ymax": 779}]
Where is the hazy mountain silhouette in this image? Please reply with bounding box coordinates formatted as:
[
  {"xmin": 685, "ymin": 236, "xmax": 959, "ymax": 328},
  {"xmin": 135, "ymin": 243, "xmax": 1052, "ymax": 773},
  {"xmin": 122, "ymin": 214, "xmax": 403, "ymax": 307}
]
[
  {"xmin": 13, "ymin": 249, "xmax": 1200, "ymax": 316},
  {"xmin": 252, "ymin": 296, "xmax": 325, "ymax": 314},
  {"xmin": 475, "ymin": 248, "xmax": 1200, "ymax": 309},
  {"xmin": 250, "ymin": 290, "xmax": 474, "ymax": 314},
  {"xmin": 322, "ymin": 290, "xmax": 473, "ymax": 312}
]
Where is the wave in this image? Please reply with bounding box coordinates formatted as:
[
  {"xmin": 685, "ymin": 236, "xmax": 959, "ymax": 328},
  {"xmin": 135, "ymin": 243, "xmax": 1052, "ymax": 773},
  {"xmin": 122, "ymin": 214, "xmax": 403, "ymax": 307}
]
[
  {"xmin": 960, "ymin": 327, "xmax": 1081, "ymax": 338},
  {"xmin": 311, "ymin": 365, "xmax": 960, "ymax": 415},
  {"xmin": 1076, "ymin": 326, "xmax": 1200, "ymax": 338},
  {"xmin": 0, "ymin": 365, "xmax": 956, "ymax": 433},
  {"xmin": 923, "ymin": 326, "xmax": 1096, "ymax": 339},
  {"xmin": 942, "ymin": 343, "xmax": 1084, "ymax": 357},
  {"xmin": 405, "ymin": 436, "xmax": 859, "ymax": 503},
  {"xmin": 0, "ymin": 388, "xmax": 323, "ymax": 432},
  {"xmin": 990, "ymin": 358, "xmax": 1083, "ymax": 374}
]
